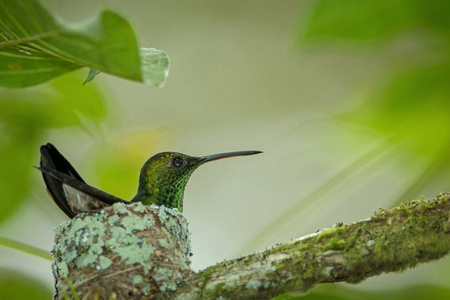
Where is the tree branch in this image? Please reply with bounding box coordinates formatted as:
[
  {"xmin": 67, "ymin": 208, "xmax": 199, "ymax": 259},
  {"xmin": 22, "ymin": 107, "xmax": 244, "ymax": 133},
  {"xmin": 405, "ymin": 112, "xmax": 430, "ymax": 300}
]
[
  {"xmin": 52, "ymin": 193, "xmax": 450, "ymax": 299},
  {"xmin": 173, "ymin": 193, "xmax": 450, "ymax": 299}
]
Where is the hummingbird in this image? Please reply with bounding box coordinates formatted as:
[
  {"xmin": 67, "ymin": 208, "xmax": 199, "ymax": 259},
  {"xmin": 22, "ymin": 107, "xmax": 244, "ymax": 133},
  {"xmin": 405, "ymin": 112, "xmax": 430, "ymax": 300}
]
[{"xmin": 38, "ymin": 143, "xmax": 262, "ymax": 218}]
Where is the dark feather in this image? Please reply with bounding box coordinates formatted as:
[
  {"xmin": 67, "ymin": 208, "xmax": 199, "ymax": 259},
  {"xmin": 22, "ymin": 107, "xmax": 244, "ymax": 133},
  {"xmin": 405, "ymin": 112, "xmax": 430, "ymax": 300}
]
[{"xmin": 39, "ymin": 143, "xmax": 126, "ymax": 218}]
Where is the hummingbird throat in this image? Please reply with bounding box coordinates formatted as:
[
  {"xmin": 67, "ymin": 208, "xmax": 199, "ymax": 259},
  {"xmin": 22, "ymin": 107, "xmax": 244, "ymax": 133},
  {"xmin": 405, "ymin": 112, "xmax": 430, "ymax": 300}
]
[{"xmin": 132, "ymin": 165, "xmax": 196, "ymax": 212}]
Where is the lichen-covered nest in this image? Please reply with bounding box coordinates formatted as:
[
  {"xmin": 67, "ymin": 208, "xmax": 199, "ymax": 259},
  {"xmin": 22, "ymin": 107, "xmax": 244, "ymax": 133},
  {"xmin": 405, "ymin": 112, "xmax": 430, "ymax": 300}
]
[{"xmin": 52, "ymin": 202, "xmax": 192, "ymax": 299}]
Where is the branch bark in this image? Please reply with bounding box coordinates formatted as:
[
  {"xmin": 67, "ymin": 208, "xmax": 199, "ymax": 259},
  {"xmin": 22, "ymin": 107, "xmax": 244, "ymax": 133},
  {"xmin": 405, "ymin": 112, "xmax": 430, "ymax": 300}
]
[{"xmin": 52, "ymin": 193, "xmax": 450, "ymax": 299}]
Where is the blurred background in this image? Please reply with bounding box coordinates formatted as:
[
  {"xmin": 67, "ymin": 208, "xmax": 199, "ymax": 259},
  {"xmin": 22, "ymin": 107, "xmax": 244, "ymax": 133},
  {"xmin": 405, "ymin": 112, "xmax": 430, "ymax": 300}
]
[{"xmin": 0, "ymin": 0, "xmax": 449, "ymax": 298}]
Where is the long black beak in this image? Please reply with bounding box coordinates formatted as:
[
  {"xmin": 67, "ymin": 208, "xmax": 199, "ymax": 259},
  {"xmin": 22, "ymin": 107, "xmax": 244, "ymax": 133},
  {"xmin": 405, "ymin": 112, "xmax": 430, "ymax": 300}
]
[{"xmin": 199, "ymin": 150, "xmax": 262, "ymax": 164}]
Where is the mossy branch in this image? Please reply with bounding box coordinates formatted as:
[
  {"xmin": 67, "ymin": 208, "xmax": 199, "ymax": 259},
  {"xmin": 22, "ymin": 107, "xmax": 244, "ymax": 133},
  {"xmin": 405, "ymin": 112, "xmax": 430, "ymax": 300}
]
[
  {"xmin": 172, "ymin": 193, "xmax": 450, "ymax": 299},
  {"xmin": 52, "ymin": 194, "xmax": 450, "ymax": 299}
]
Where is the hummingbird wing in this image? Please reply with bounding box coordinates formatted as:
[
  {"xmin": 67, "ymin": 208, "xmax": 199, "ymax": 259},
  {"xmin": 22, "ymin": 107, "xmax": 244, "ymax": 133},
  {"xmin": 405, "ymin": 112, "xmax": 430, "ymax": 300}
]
[{"xmin": 39, "ymin": 143, "xmax": 127, "ymax": 218}]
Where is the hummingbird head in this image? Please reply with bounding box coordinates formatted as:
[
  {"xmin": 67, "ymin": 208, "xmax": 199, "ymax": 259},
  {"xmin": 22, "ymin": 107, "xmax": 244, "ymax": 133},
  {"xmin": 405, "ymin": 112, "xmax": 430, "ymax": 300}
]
[{"xmin": 132, "ymin": 150, "xmax": 262, "ymax": 211}]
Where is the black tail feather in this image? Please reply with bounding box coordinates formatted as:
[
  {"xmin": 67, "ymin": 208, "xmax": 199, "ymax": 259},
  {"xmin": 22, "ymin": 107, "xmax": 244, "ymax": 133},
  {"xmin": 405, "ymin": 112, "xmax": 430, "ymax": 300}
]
[
  {"xmin": 39, "ymin": 143, "xmax": 126, "ymax": 218},
  {"xmin": 40, "ymin": 143, "xmax": 79, "ymax": 218}
]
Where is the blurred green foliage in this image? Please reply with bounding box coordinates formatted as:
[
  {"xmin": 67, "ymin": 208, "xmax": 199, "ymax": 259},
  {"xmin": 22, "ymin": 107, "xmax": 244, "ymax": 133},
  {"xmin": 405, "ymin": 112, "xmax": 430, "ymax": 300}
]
[
  {"xmin": 275, "ymin": 284, "xmax": 450, "ymax": 300},
  {"xmin": 347, "ymin": 62, "xmax": 450, "ymax": 157},
  {"xmin": 0, "ymin": 0, "xmax": 169, "ymax": 87},
  {"xmin": 0, "ymin": 269, "xmax": 52, "ymax": 300},
  {"xmin": 87, "ymin": 129, "xmax": 167, "ymax": 200},
  {"xmin": 0, "ymin": 0, "xmax": 449, "ymax": 299},
  {"xmin": 299, "ymin": 1, "xmax": 450, "ymax": 201},
  {"xmin": 0, "ymin": 72, "xmax": 107, "ymax": 222},
  {"xmin": 245, "ymin": 0, "xmax": 450, "ymax": 255},
  {"xmin": 299, "ymin": 0, "xmax": 450, "ymax": 43}
]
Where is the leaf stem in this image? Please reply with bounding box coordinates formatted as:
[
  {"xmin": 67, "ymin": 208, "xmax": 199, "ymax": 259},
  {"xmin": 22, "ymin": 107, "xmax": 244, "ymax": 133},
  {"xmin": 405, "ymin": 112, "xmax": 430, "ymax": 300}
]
[{"xmin": 0, "ymin": 236, "xmax": 51, "ymax": 261}]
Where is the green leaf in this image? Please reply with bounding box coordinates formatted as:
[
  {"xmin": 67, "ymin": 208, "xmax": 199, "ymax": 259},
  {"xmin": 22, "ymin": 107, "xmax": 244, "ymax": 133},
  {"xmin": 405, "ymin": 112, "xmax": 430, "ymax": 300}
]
[
  {"xmin": 82, "ymin": 48, "xmax": 170, "ymax": 87},
  {"xmin": 140, "ymin": 48, "xmax": 170, "ymax": 87},
  {"xmin": 0, "ymin": 47, "xmax": 79, "ymax": 87},
  {"xmin": 83, "ymin": 68, "xmax": 101, "ymax": 85},
  {"xmin": 0, "ymin": 0, "xmax": 169, "ymax": 87},
  {"xmin": 0, "ymin": 269, "xmax": 52, "ymax": 300}
]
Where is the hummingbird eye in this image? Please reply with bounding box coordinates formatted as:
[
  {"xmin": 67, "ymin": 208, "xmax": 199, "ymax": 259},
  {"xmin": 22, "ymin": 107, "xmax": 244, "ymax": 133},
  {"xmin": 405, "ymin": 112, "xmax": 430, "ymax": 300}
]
[{"xmin": 172, "ymin": 156, "xmax": 184, "ymax": 168}]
